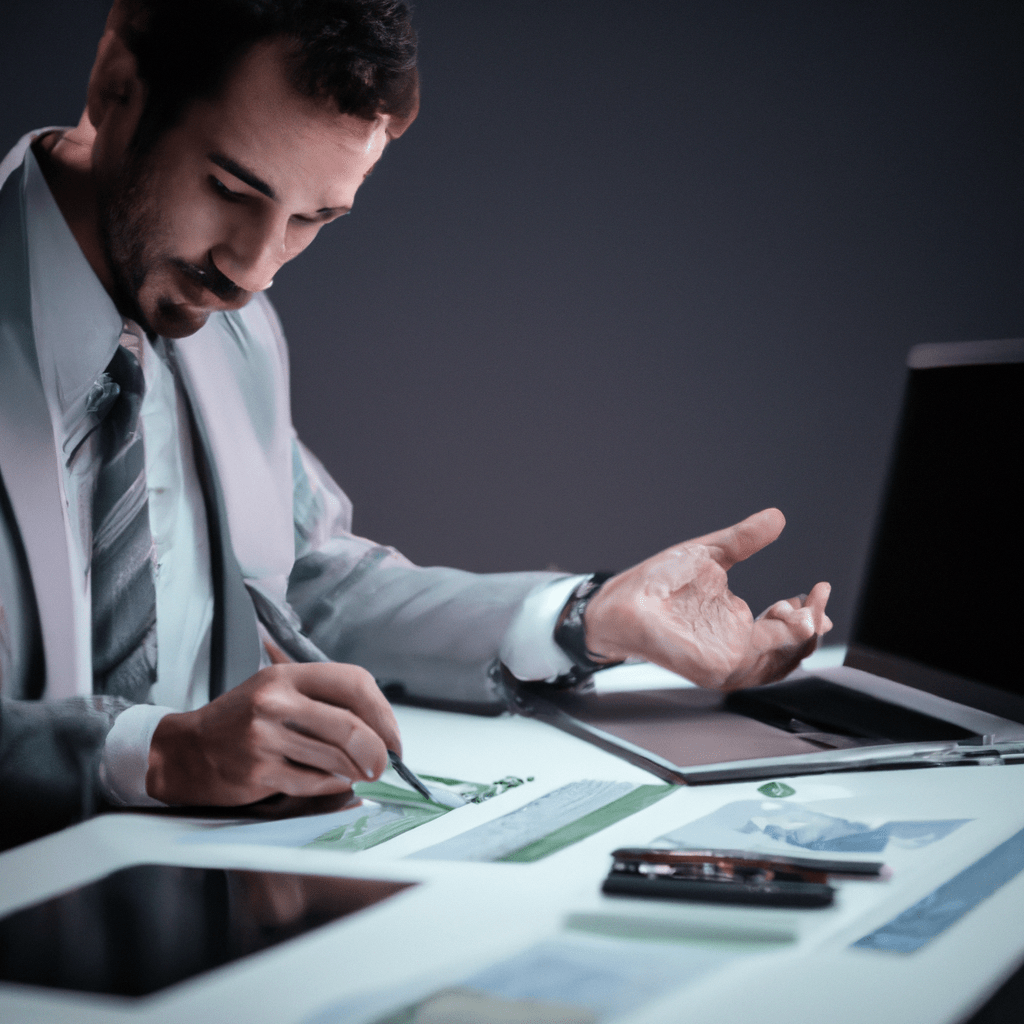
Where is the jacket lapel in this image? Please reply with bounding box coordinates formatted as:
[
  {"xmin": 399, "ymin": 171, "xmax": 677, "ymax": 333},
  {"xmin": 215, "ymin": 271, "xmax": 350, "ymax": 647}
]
[
  {"xmin": 0, "ymin": 161, "xmax": 90, "ymax": 698},
  {"xmin": 170, "ymin": 331, "xmax": 262, "ymax": 697}
]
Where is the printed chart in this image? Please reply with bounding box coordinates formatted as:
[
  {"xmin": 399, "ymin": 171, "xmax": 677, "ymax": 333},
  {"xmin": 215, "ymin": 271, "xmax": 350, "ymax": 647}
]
[{"xmin": 184, "ymin": 769, "xmax": 675, "ymax": 862}]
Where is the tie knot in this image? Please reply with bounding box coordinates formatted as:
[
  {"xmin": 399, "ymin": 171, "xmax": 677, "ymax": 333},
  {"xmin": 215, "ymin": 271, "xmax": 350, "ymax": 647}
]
[
  {"xmin": 107, "ymin": 341, "xmax": 144, "ymax": 392},
  {"xmin": 85, "ymin": 372, "xmax": 120, "ymax": 419},
  {"xmin": 96, "ymin": 344, "xmax": 146, "ymax": 439}
]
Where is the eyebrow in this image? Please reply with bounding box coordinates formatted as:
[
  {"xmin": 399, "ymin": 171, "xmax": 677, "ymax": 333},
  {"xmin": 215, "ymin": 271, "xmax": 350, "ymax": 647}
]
[
  {"xmin": 208, "ymin": 151, "xmax": 353, "ymax": 218},
  {"xmin": 209, "ymin": 152, "xmax": 277, "ymax": 200}
]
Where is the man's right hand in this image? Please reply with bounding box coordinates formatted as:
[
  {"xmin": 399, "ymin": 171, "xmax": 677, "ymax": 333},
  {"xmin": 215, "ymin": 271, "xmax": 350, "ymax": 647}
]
[{"xmin": 146, "ymin": 661, "xmax": 400, "ymax": 807}]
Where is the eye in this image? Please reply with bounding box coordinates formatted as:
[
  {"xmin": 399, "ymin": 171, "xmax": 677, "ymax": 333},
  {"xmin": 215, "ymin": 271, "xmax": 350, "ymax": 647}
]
[
  {"xmin": 210, "ymin": 176, "xmax": 243, "ymax": 201},
  {"xmin": 289, "ymin": 210, "xmax": 350, "ymax": 228}
]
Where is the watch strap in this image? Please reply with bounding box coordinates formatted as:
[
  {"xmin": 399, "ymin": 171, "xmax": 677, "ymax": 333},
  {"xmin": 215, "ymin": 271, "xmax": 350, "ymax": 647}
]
[{"xmin": 553, "ymin": 571, "xmax": 623, "ymax": 680}]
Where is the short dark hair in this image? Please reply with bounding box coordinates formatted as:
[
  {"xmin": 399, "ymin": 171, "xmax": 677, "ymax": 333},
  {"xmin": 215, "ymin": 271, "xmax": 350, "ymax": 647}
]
[{"xmin": 113, "ymin": 0, "xmax": 418, "ymax": 154}]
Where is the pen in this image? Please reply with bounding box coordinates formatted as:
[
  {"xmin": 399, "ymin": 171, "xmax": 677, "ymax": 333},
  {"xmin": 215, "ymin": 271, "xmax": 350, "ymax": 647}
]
[
  {"xmin": 387, "ymin": 750, "xmax": 467, "ymax": 808},
  {"xmin": 387, "ymin": 749, "xmax": 434, "ymax": 799}
]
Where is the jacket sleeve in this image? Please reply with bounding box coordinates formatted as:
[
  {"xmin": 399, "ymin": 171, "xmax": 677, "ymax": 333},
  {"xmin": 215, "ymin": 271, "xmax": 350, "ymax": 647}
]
[
  {"xmin": 285, "ymin": 438, "xmax": 563, "ymax": 711},
  {"xmin": 1, "ymin": 474, "xmax": 135, "ymax": 848},
  {"xmin": 0, "ymin": 695, "xmax": 132, "ymax": 850}
]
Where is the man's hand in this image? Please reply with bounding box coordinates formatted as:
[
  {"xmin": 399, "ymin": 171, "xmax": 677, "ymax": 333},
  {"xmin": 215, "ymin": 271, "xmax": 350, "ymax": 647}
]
[
  {"xmin": 582, "ymin": 508, "xmax": 832, "ymax": 690},
  {"xmin": 146, "ymin": 660, "xmax": 400, "ymax": 806}
]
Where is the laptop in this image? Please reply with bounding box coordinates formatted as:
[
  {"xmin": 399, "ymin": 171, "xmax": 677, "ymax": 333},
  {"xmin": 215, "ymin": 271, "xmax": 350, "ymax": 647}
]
[{"xmin": 515, "ymin": 338, "xmax": 1024, "ymax": 783}]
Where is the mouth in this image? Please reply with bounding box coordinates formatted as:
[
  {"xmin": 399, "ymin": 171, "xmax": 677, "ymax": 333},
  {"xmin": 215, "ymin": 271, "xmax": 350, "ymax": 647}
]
[{"xmin": 172, "ymin": 257, "xmax": 244, "ymax": 305}]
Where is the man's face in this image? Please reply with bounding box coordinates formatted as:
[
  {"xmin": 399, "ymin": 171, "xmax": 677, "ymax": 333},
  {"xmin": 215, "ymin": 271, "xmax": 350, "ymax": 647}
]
[{"xmin": 98, "ymin": 38, "xmax": 391, "ymax": 338}]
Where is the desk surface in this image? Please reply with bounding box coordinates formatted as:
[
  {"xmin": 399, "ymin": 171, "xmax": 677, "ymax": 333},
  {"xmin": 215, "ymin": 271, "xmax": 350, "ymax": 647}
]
[{"xmin": 2, "ymin": 662, "xmax": 1023, "ymax": 1024}]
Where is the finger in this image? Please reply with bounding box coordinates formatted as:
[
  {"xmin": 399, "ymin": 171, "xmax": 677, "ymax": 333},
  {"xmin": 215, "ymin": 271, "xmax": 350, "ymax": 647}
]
[
  {"xmin": 804, "ymin": 581, "xmax": 832, "ymax": 631},
  {"xmin": 756, "ymin": 595, "xmax": 804, "ymax": 621},
  {"xmin": 264, "ymin": 638, "xmax": 291, "ymax": 665},
  {"xmin": 690, "ymin": 508, "xmax": 786, "ymax": 570},
  {"xmin": 753, "ymin": 601, "xmax": 817, "ymax": 646},
  {"xmin": 760, "ymin": 583, "xmax": 832, "ymax": 632},
  {"xmin": 285, "ymin": 698, "xmax": 390, "ymax": 779},
  {"xmin": 270, "ymin": 760, "xmax": 360, "ymax": 799},
  {"xmin": 762, "ymin": 599, "xmax": 810, "ymax": 622},
  {"xmin": 276, "ymin": 725, "xmax": 368, "ymax": 784},
  {"xmin": 762, "ymin": 632, "xmax": 821, "ymax": 684},
  {"xmin": 290, "ymin": 663, "xmax": 402, "ymax": 754},
  {"xmin": 726, "ymin": 621, "xmax": 821, "ymax": 690}
]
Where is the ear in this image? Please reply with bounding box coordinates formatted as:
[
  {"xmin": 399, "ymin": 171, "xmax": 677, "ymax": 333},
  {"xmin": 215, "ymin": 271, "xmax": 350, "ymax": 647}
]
[{"xmin": 86, "ymin": 28, "xmax": 147, "ymax": 138}]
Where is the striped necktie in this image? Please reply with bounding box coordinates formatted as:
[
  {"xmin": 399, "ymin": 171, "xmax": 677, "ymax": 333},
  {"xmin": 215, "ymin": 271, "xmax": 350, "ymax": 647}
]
[{"xmin": 90, "ymin": 327, "xmax": 158, "ymax": 702}]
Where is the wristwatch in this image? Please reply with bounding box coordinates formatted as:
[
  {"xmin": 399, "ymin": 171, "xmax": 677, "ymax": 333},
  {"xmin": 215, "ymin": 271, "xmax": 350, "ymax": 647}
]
[{"xmin": 553, "ymin": 572, "xmax": 624, "ymax": 682}]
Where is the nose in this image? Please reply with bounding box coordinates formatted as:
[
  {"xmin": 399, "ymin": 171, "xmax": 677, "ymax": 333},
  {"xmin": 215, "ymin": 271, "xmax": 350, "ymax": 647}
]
[{"xmin": 211, "ymin": 212, "xmax": 291, "ymax": 294}]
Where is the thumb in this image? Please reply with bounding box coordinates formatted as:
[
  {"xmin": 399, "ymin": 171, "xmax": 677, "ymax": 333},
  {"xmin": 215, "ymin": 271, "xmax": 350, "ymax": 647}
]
[{"xmin": 691, "ymin": 508, "xmax": 786, "ymax": 570}]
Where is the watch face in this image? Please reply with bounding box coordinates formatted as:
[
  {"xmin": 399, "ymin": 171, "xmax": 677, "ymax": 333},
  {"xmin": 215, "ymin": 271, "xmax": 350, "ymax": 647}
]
[{"xmin": 0, "ymin": 864, "xmax": 413, "ymax": 997}]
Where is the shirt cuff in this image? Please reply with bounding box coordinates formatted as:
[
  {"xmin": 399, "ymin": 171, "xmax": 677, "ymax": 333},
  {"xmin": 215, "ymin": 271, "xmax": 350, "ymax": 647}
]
[
  {"xmin": 499, "ymin": 574, "xmax": 589, "ymax": 682},
  {"xmin": 98, "ymin": 703, "xmax": 175, "ymax": 807}
]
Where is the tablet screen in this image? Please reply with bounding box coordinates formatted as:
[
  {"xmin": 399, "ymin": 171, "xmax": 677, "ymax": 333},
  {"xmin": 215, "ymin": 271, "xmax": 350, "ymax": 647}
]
[{"xmin": 0, "ymin": 864, "xmax": 414, "ymax": 997}]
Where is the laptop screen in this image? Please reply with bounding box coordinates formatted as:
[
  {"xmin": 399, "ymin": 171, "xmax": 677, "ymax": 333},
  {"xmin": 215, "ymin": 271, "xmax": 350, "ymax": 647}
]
[{"xmin": 846, "ymin": 339, "xmax": 1024, "ymax": 723}]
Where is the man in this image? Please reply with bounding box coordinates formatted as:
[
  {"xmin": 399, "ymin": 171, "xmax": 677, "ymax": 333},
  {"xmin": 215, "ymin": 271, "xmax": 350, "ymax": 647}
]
[{"xmin": 0, "ymin": 0, "xmax": 831, "ymax": 846}]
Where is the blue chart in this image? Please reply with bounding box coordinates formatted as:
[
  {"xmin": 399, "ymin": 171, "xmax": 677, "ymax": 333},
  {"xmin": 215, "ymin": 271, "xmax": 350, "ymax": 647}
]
[
  {"xmin": 854, "ymin": 826, "xmax": 1024, "ymax": 953},
  {"xmin": 656, "ymin": 800, "xmax": 970, "ymax": 855}
]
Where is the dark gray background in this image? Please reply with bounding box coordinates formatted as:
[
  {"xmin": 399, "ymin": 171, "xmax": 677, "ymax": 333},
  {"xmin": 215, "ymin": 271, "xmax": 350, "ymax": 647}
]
[{"xmin": 3, "ymin": 1, "xmax": 1022, "ymax": 641}]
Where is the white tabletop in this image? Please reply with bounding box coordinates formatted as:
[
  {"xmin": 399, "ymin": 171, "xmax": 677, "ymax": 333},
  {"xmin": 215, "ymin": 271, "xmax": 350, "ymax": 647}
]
[{"xmin": 2, "ymin": 663, "xmax": 1023, "ymax": 1024}]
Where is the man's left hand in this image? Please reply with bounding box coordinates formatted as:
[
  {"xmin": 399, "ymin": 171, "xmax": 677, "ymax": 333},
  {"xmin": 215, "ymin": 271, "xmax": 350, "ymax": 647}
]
[{"xmin": 581, "ymin": 508, "xmax": 832, "ymax": 690}]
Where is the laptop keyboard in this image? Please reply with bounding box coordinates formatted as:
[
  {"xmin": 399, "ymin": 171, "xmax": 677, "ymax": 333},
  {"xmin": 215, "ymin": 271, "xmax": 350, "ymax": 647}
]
[{"xmin": 725, "ymin": 677, "xmax": 980, "ymax": 744}]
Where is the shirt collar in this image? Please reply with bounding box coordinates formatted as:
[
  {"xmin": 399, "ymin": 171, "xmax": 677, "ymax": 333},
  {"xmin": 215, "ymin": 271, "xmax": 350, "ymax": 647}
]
[{"xmin": 22, "ymin": 141, "xmax": 125, "ymax": 429}]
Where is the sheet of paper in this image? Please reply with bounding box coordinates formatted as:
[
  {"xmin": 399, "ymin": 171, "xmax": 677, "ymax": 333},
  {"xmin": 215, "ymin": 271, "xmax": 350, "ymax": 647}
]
[
  {"xmin": 853, "ymin": 823, "xmax": 1024, "ymax": 953},
  {"xmin": 654, "ymin": 798, "xmax": 971, "ymax": 857},
  {"xmin": 179, "ymin": 768, "xmax": 532, "ymax": 851},
  {"xmin": 411, "ymin": 781, "xmax": 675, "ymax": 863},
  {"xmin": 448, "ymin": 931, "xmax": 744, "ymax": 1020},
  {"xmin": 180, "ymin": 802, "xmax": 387, "ymax": 848},
  {"xmin": 307, "ymin": 930, "xmax": 752, "ymax": 1024}
]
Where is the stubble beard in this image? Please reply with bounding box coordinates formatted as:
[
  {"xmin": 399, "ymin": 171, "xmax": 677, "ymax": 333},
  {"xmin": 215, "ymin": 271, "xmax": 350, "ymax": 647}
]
[
  {"xmin": 96, "ymin": 140, "xmax": 245, "ymax": 339},
  {"xmin": 97, "ymin": 145, "xmax": 212, "ymax": 340},
  {"xmin": 96, "ymin": 144, "xmax": 164, "ymax": 335}
]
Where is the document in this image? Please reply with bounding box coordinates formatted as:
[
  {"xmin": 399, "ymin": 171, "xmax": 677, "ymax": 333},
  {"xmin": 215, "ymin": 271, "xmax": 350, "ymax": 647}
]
[
  {"xmin": 307, "ymin": 773, "xmax": 530, "ymax": 853},
  {"xmin": 182, "ymin": 769, "xmax": 531, "ymax": 851},
  {"xmin": 654, "ymin": 798, "xmax": 970, "ymax": 857},
  {"xmin": 412, "ymin": 781, "xmax": 675, "ymax": 863},
  {"xmin": 308, "ymin": 928, "xmax": 751, "ymax": 1024},
  {"xmin": 854, "ymin": 823, "xmax": 1024, "ymax": 953},
  {"xmin": 183, "ymin": 774, "xmax": 675, "ymax": 860}
]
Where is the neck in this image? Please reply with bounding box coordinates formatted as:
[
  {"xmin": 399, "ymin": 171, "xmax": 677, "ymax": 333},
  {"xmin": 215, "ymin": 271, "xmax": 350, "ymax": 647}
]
[{"xmin": 32, "ymin": 110, "xmax": 117, "ymax": 299}]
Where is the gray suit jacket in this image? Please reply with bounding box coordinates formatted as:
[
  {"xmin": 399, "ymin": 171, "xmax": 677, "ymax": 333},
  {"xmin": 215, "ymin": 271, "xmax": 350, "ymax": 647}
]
[{"xmin": 0, "ymin": 135, "xmax": 557, "ymax": 845}]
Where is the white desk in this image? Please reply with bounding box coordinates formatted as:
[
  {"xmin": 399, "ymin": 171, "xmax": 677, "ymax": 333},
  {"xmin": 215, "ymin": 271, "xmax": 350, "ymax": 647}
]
[{"xmin": 2, "ymin": 666, "xmax": 1023, "ymax": 1024}]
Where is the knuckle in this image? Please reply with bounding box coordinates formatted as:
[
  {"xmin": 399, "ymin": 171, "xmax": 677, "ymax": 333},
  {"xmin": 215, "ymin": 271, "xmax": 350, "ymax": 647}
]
[
  {"xmin": 256, "ymin": 664, "xmax": 286, "ymax": 686},
  {"xmin": 323, "ymin": 662, "xmax": 375, "ymax": 697},
  {"xmin": 351, "ymin": 665, "xmax": 378, "ymax": 695},
  {"xmin": 332, "ymin": 709, "xmax": 360, "ymax": 743},
  {"xmin": 250, "ymin": 682, "xmax": 289, "ymax": 718}
]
